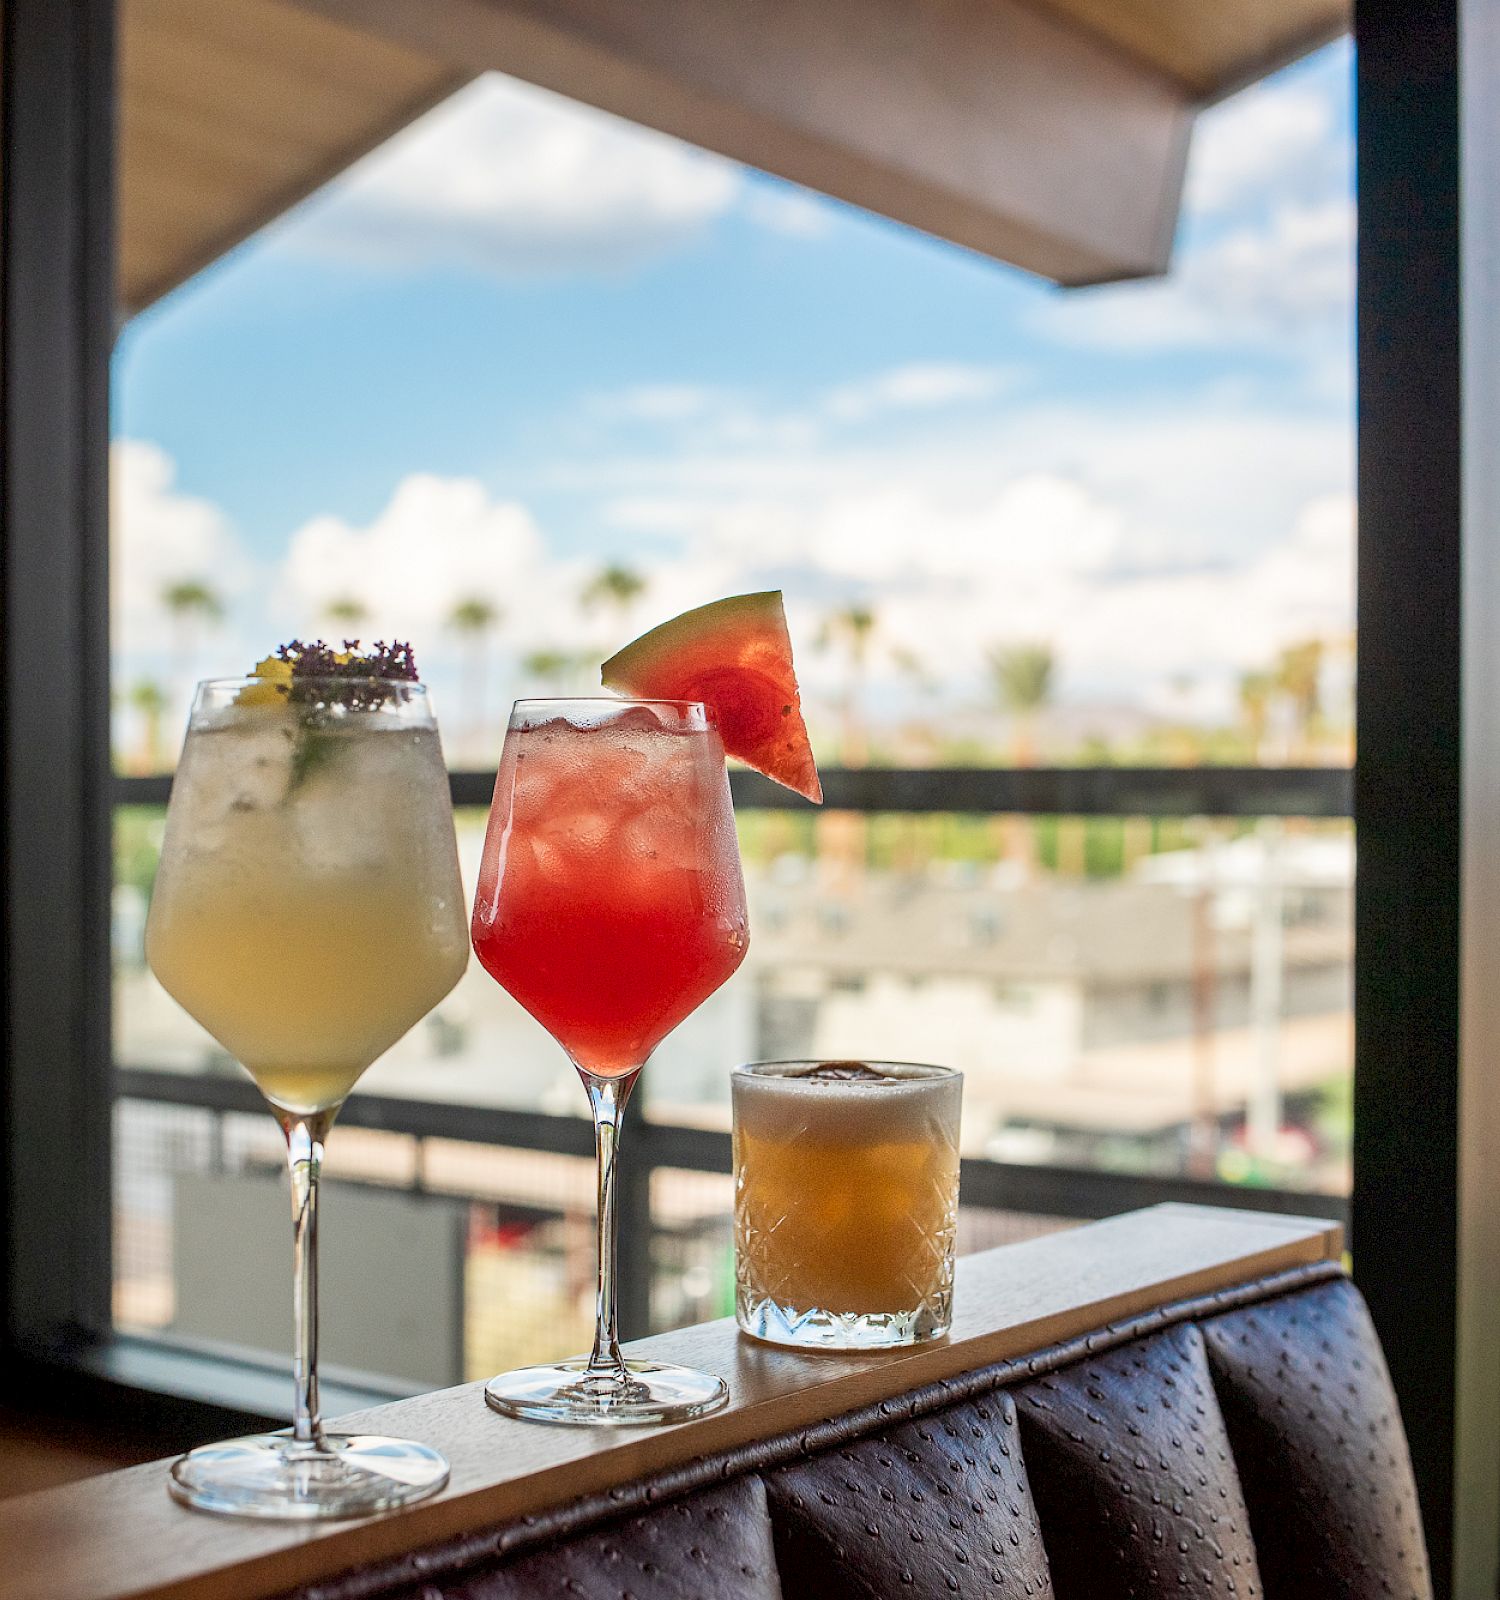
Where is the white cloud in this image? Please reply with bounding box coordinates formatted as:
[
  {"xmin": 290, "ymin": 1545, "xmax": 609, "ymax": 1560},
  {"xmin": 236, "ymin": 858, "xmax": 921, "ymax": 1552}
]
[
  {"xmin": 582, "ymin": 397, "xmax": 1349, "ymax": 578},
  {"xmin": 117, "ymin": 378, "xmax": 1350, "ymax": 745},
  {"xmin": 582, "ymin": 362, "xmax": 1016, "ymax": 460},
  {"xmin": 671, "ymin": 472, "xmax": 1119, "ymax": 589},
  {"xmin": 587, "ymin": 381, "xmax": 826, "ymax": 451},
  {"xmin": 1246, "ymin": 490, "xmax": 1354, "ymax": 641},
  {"xmin": 1032, "ymin": 54, "xmax": 1352, "ymax": 357},
  {"xmin": 111, "ymin": 441, "xmax": 254, "ymax": 659},
  {"xmin": 1183, "ymin": 199, "xmax": 1353, "ymax": 331},
  {"xmin": 1034, "ymin": 197, "xmax": 1352, "ymax": 351},
  {"xmin": 592, "ymin": 384, "xmax": 729, "ymax": 424},
  {"xmin": 1036, "ymin": 490, "xmax": 1353, "ymax": 718},
  {"xmin": 279, "ymin": 473, "xmax": 565, "ymax": 648},
  {"xmin": 741, "ymin": 183, "xmax": 834, "ymax": 238},
  {"xmin": 169, "ymin": 384, "xmax": 1352, "ymax": 740},
  {"xmin": 283, "ymin": 75, "xmax": 740, "ymax": 275},
  {"xmin": 572, "ymin": 385, "xmax": 1352, "ymax": 716},
  {"xmin": 822, "ymin": 363, "xmax": 1015, "ymax": 422},
  {"xmin": 809, "ymin": 483, "xmax": 1350, "ymax": 711},
  {"xmin": 1186, "ymin": 82, "xmax": 1337, "ymax": 216}
]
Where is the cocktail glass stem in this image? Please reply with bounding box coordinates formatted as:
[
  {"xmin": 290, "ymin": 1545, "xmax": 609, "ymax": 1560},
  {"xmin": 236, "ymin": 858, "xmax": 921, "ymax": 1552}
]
[
  {"xmin": 582, "ymin": 1067, "xmax": 640, "ymax": 1385},
  {"xmin": 167, "ymin": 1094, "xmax": 450, "ymax": 1513},
  {"xmin": 281, "ymin": 1110, "xmax": 333, "ymax": 1451}
]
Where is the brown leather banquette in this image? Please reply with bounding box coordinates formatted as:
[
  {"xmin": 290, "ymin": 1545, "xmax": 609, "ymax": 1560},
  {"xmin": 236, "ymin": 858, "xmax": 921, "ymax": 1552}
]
[
  {"xmin": 284, "ymin": 1248, "xmax": 1428, "ymax": 1599},
  {"xmin": 0, "ymin": 1206, "xmax": 1423, "ymax": 1600}
]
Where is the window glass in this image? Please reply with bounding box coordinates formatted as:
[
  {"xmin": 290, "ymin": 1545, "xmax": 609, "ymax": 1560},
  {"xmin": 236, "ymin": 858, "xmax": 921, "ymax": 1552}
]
[{"xmin": 112, "ymin": 45, "xmax": 1354, "ymax": 1382}]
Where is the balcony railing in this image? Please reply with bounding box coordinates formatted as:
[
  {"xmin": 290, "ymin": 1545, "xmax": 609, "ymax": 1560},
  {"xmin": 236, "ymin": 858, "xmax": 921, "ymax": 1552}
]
[
  {"xmin": 112, "ymin": 762, "xmax": 1353, "ymax": 1347},
  {"xmin": 114, "ymin": 764, "xmax": 1355, "ymax": 817}
]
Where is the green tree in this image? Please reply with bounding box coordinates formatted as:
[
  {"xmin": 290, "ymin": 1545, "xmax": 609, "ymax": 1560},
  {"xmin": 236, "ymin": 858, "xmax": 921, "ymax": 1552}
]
[
  {"xmin": 161, "ymin": 578, "xmax": 224, "ymax": 711},
  {"xmin": 986, "ymin": 642, "xmax": 1054, "ymax": 766},
  {"xmin": 1239, "ymin": 670, "xmax": 1273, "ymax": 762},
  {"xmin": 582, "ymin": 562, "xmax": 646, "ymax": 617},
  {"xmin": 322, "ymin": 594, "xmax": 369, "ymax": 634},
  {"xmin": 818, "ymin": 603, "xmax": 878, "ymax": 765},
  {"xmin": 522, "ymin": 648, "xmax": 586, "ymax": 691},
  {"xmin": 162, "ymin": 579, "xmax": 224, "ymax": 628},
  {"xmin": 1275, "ymin": 638, "xmax": 1324, "ymax": 755},
  {"xmin": 890, "ymin": 645, "xmax": 934, "ymax": 694},
  {"xmin": 581, "ymin": 563, "xmax": 647, "ymax": 657},
  {"xmin": 448, "ymin": 596, "xmax": 502, "ymax": 738},
  {"xmin": 128, "ymin": 678, "xmax": 169, "ymax": 772}
]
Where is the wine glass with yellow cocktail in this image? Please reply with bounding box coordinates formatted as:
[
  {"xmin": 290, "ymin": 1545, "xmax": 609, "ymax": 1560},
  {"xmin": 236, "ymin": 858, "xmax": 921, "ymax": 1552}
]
[{"xmin": 146, "ymin": 643, "xmax": 469, "ymax": 1518}]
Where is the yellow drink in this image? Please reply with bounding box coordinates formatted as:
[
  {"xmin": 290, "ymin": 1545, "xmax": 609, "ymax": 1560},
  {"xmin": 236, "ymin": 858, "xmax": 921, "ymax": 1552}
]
[{"xmin": 147, "ymin": 706, "xmax": 469, "ymax": 1115}]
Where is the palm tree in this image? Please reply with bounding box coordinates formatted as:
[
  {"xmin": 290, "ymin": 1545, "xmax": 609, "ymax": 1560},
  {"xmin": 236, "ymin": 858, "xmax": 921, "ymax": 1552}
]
[
  {"xmin": 447, "ymin": 595, "xmax": 501, "ymax": 741},
  {"xmin": 161, "ymin": 578, "xmax": 224, "ymax": 714},
  {"xmin": 986, "ymin": 642, "xmax": 1054, "ymax": 766},
  {"xmin": 1239, "ymin": 670, "xmax": 1273, "ymax": 763},
  {"xmin": 322, "ymin": 594, "xmax": 369, "ymax": 635},
  {"xmin": 890, "ymin": 645, "xmax": 933, "ymax": 694},
  {"xmin": 818, "ymin": 604, "xmax": 878, "ymax": 766},
  {"xmin": 581, "ymin": 563, "xmax": 646, "ymax": 646},
  {"xmin": 986, "ymin": 641, "xmax": 1055, "ymax": 878},
  {"xmin": 522, "ymin": 648, "xmax": 585, "ymax": 692},
  {"xmin": 128, "ymin": 679, "xmax": 169, "ymax": 773},
  {"xmin": 1275, "ymin": 639, "xmax": 1324, "ymax": 757}
]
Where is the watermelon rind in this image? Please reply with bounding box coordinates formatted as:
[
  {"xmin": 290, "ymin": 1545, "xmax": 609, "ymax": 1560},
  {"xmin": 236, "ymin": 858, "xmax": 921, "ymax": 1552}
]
[{"xmin": 601, "ymin": 591, "xmax": 823, "ymax": 803}]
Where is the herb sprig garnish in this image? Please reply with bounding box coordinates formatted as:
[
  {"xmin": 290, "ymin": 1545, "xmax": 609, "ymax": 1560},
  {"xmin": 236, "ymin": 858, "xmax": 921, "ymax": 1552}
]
[
  {"xmin": 241, "ymin": 639, "xmax": 420, "ymax": 792},
  {"xmin": 275, "ymin": 639, "xmax": 418, "ymax": 707}
]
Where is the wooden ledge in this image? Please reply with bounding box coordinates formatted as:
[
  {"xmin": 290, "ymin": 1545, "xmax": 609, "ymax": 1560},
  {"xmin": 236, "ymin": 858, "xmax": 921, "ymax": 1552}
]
[{"xmin": 0, "ymin": 1203, "xmax": 1341, "ymax": 1600}]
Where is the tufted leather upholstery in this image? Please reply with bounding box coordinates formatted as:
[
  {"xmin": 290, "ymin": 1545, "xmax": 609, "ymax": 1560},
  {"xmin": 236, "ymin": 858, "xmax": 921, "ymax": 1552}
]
[
  {"xmin": 766, "ymin": 1390, "xmax": 1052, "ymax": 1600},
  {"xmin": 288, "ymin": 1267, "xmax": 1429, "ymax": 1600},
  {"xmin": 362, "ymin": 1478, "xmax": 784, "ymax": 1600},
  {"xmin": 1017, "ymin": 1322, "xmax": 1262, "ymax": 1598},
  {"xmin": 1201, "ymin": 1279, "xmax": 1431, "ymax": 1599}
]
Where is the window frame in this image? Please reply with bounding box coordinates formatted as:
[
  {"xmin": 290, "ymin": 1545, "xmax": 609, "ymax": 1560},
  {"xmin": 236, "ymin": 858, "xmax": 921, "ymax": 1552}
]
[
  {"xmin": 6, "ymin": 1, "xmax": 1494, "ymax": 1588},
  {"xmin": 2, "ymin": 0, "xmax": 117, "ymax": 1368}
]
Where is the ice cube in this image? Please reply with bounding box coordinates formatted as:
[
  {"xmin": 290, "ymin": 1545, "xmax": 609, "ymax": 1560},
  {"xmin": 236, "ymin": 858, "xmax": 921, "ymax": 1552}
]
[
  {"xmin": 290, "ymin": 736, "xmax": 385, "ymax": 873},
  {"xmin": 509, "ymin": 746, "xmax": 563, "ymax": 820},
  {"xmin": 618, "ymin": 812, "xmax": 661, "ymax": 864},
  {"xmin": 609, "ymin": 703, "xmax": 671, "ymax": 737},
  {"xmin": 533, "ymin": 809, "xmax": 614, "ymax": 857},
  {"xmin": 183, "ymin": 719, "xmax": 297, "ymax": 827},
  {"xmin": 518, "ymin": 833, "xmax": 568, "ymax": 881},
  {"xmin": 621, "ymin": 807, "xmax": 710, "ymax": 873}
]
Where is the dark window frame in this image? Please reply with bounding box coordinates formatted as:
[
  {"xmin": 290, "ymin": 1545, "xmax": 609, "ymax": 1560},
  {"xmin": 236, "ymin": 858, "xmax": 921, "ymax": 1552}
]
[
  {"xmin": 5, "ymin": 1, "xmax": 1492, "ymax": 1590},
  {"xmin": 2, "ymin": 0, "xmax": 117, "ymax": 1369}
]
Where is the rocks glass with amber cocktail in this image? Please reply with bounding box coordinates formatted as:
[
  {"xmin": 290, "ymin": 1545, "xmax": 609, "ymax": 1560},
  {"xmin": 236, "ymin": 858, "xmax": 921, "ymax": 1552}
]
[
  {"xmin": 146, "ymin": 643, "xmax": 470, "ymax": 1518},
  {"xmin": 733, "ymin": 1061, "xmax": 962, "ymax": 1348}
]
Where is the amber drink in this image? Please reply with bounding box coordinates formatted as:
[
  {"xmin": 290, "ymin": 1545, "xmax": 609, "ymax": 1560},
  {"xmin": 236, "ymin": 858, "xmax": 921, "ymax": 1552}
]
[{"xmin": 733, "ymin": 1060, "xmax": 961, "ymax": 1348}]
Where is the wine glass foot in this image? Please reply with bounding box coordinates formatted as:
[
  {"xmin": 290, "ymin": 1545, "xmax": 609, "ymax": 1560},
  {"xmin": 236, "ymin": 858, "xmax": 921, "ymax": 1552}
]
[
  {"xmin": 168, "ymin": 1432, "xmax": 449, "ymax": 1519},
  {"xmin": 484, "ymin": 1358, "xmax": 728, "ymax": 1426}
]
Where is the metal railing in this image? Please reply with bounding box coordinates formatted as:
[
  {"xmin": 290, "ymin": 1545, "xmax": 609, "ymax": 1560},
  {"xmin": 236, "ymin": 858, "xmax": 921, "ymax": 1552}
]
[
  {"xmin": 112, "ymin": 763, "xmax": 1355, "ymax": 1342},
  {"xmin": 114, "ymin": 765, "xmax": 1354, "ymax": 817},
  {"xmin": 115, "ymin": 1065, "xmax": 1350, "ymax": 1342}
]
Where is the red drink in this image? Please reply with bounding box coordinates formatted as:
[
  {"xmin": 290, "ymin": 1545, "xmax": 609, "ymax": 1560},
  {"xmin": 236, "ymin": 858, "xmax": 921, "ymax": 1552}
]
[{"xmin": 471, "ymin": 700, "xmax": 749, "ymax": 1076}]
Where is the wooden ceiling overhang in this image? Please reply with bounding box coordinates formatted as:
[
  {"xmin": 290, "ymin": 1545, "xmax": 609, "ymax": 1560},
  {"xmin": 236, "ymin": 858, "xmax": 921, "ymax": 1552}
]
[{"xmin": 120, "ymin": 0, "xmax": 1349, "ymax": 315}]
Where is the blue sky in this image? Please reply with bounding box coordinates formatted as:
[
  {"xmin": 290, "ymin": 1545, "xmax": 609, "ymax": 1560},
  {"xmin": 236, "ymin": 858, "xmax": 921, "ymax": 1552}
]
[{"xmin": 113, "ymin": 38, "xmax": 1353, "ymax": 756}]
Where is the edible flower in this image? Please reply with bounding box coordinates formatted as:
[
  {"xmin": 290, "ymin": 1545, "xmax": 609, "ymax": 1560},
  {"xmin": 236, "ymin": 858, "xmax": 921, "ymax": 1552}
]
[
  {"xmin": 235, "ymin": 639, "xmax": 419, "ymax": 710},
  {"xmin": 236, "ymin": 655, "xmax": 294, "ymax": 707}
]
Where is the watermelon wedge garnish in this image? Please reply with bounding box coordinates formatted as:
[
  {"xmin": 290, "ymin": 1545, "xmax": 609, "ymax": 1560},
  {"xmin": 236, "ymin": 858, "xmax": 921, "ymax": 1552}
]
[{"xmin": 601, "ymin": 591, "xmax": 822, "ymax": 803}]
